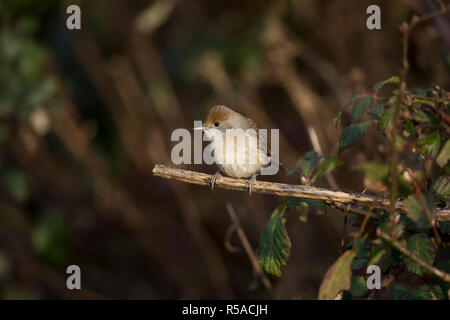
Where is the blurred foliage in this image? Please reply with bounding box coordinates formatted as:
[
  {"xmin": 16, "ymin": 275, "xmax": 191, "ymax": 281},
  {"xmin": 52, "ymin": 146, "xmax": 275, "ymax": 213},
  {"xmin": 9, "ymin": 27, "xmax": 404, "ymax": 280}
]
[{"xmin": 0, "ymin": 0, "xmax": 449, "ymax": 300}]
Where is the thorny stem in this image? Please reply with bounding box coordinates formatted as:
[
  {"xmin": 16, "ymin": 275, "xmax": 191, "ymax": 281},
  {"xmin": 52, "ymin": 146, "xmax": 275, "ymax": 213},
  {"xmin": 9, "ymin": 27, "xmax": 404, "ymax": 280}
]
[
  {"xmin": 389, "ymin": 5, "xmax": 450, "ymax": 216},
  {"xmin": 405, "ymin": 168, "xmax": 442, "ymax": 245},
  {"xmin": 378, "ymin": 229, "xmax": 450, "ymax": 283}
]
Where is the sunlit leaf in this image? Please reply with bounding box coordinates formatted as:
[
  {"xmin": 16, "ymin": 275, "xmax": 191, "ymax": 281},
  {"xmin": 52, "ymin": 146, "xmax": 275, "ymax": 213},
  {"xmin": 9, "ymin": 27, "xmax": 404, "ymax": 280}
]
[
  {"xmin": 378, "ymin": 107, "xmax": 394, "ymax": 130},
  {"xmin": 318, "ymin": 250, "xmax": 356, "ymax": 300},
  {"xmin": 372, "ymin": 76, "xmax": 400, "ymax": 92},
  {"xmin": 436, "ymin": 140, "xmax": 450, "ymax": 168}
]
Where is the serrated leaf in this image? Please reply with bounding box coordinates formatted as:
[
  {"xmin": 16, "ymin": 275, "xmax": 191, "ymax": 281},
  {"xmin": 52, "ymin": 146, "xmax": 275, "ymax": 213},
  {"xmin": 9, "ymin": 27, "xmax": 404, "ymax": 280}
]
[
  {"xmin": 418, "ymin": 132, "xmax": 440, "ymax": 157},
  {"xmin": 378, "ymin": 107, "xmax": 394, "ymax": 130},
  {"xmin": 405, "ymin": 285, "xmax": 443, "ymax": 300},
  {"xmin": 349, "ymin": 276, "xmax": 369, "ymax": 298},
  {"xmin": 351, "ymin": 96, "xmax": 372, "ymax": 123},
  {"xmin": 431, "ymin": 175, "xmax": 450, "ymax": 205},
  {"xmin": 414, "ymin": 111, "xmax": 438, "ymax": 124},
  {"xmin": 392, "ymin": 284, "xmax": 408, "ymax": 300},
  {"xmin": 334, "ymin": 94, "xmax": 362, "ymax": 128},
  {"xmin": 368, "ymin": 103, "xmax": 385, "ymax": 118},
  {"xmin": 318, "ymin": 250, "xmax": 356, "ymax": 300},
  {"xmin": 338, "ymin": 120, "xmax": 374, "ymax": 152},
  {"xmin": 404, "ymin": 234, "xmax": 435, "ymax": 277},
  {"xmin": 372, "ymin": 76, "xmax": 400, "ymax": 92},
  {"xmin": 404, "ymin": 194, "xmax": 434, "ymax": 230},
  {"xmin": 311, "ymin": 156, "xmax": 343, "ymax": 182},
  {"xmin": 300, "ymin": 151, "xmax": 318, "ymax": 178},
  {"xmin": 257, "ymin": 217, "xmax": 291, "ymax": 277},
  {"xmin": 356, "ymin": 162, "xmax": 389, "ymax": 183},
  {"xmin": 436, "ymin": 140, "xmax": 450, "ymax": 168}
]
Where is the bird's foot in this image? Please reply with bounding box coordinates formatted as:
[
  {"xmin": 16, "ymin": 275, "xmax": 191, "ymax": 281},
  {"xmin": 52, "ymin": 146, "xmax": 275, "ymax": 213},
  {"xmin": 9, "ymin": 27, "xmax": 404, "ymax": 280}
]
[
  {"xmin": 247, "ymin": 174, "xmax": 257, "ymax": 195},
  {"xmin": 209, "ymin": 170, "xmax": 222, "ymax": 191}
]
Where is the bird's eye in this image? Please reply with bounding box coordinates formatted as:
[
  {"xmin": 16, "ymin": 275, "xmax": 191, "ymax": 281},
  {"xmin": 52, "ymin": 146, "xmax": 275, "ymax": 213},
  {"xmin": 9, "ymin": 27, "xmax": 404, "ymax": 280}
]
[{"xmin": 214, "ymin": 122, "xmax": 220, "ymax": 127}]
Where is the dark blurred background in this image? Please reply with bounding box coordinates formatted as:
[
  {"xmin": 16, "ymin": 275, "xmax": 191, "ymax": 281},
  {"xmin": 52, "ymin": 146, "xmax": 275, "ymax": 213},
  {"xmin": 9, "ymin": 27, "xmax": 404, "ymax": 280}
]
[{"xmin": 0, "ymin": 0, "xmax": 448, "ymax": 299}]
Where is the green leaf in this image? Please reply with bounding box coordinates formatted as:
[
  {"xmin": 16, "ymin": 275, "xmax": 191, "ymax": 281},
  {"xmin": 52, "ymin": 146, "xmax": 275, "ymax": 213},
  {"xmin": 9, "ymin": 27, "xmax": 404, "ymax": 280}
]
[
  {"xmin": 2, "ymin": 169, "xmax": 29, "ymax": 203},
  {"xmin": 318, "ymin": 250, "xmax": 356, "ymax": 300},
  {"xmin": 32, "ymin": 207, "xmax": 71, "ymax": 266},
  {"xmin": 367, "ymin": 246, "xmax": 387, "ymax": 266},
  {"xmin": 351, "ymin": 258, "xmax": 366, "ymax": 270},
  {"xmin": 414, "ymin": 111, "xmax": 438, "ymax": 124},
  {"xmin": 349, "ymin": 276, "xmax": 369, "ymax": 298},
  {"xmin": 404, "ymin": 234, "xmax": 435, "ymax": 277},
  {"xmin": 311, "ymin": 156, "xmax": 343, "ymax": 182},
  {"xmin": 405, "ymin": 285, "xmax": 444, "ymax": 300},
  {"xmin": 368, "ymin": 103, "xmax": 385, "ymax": 118},
  {"xmin": 392, "ymin": 284, "xmax": 408, "ymax": 300},
  {"xmin": 297, "ymin": 202, "xmax": 309, "ymax": 222},
  {"xmin": 372, "ymin": 76, "xmax": 400, "ymax": 92},
  {"xmin": 351, "ymin": 96, "xmax": 372, "ymax": 123},
  {"xmin": 431, "ymin": 175, "xmax": 450, "ymax": 205},
  {"xmin": 300, "ymin": 151, "xmax": 318, "ymax": 178},
  {"xmin": 438, "ymin": 221, "xmax": 450, "ymax": 235},
  {"xmin": 257, "ymin": 217, "xmax": 291, "ymax": 277},
  {"xmin": 418, "ymin": 132, "xmax": 440, "ymax": 157},
  {"xmin": 378, "ymin": 107, "xmax": 394, "ymax": 130},
  {"xmin": 403, "ymin": 119, "xmax": 418, "ymax": 137},
  {"xmin": 436, "ymin": 140, "xmax": 450, "ymax": 168},
  {"xmin": 338, "ymin": 120, "xmax": 374, "ymax": 152},
  {"xmin": 355, "ymin": 240, "xmax": 369, "ymax": 259},
  {"xmin": 334, "ymin": 94, "xmax": 362, "ymax": 128},
  {"xmin": 404, "ymin": 194, "xmax": 435, "ymax": 230},
  {"xmin": 270, "ymin": 199, "xmax": 289, "ymax": 219},
  {"xmin": 355, "ymin": 162, "xmax": 389, "ymax": 183},
  {"xmin": 289, "ymin": 197, "xmax": 326, "ymax": 213}
]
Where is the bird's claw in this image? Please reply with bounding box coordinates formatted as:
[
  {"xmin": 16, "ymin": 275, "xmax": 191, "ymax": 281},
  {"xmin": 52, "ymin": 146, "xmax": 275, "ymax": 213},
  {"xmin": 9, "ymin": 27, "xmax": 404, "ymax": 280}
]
[
  {"xmin": 209, "ymin": 170, "xmax": 222, "ymax": 191},
  {"xmin": 247, "ymin": 174, "xmax": 257, "ymax": 195}
]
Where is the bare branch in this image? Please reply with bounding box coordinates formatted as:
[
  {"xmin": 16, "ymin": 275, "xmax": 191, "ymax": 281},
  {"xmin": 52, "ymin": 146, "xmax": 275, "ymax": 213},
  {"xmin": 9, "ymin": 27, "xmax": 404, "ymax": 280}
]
[{"xmin": 152, "ymin": 164, "xmax": 450, "ymax": 221}]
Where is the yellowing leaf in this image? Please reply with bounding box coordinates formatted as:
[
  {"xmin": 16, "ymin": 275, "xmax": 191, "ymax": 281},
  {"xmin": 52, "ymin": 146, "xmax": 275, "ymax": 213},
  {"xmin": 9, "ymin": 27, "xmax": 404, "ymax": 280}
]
[{"xmin": 318, "ymin": 250, "xmax": 356, "ymax": 300}]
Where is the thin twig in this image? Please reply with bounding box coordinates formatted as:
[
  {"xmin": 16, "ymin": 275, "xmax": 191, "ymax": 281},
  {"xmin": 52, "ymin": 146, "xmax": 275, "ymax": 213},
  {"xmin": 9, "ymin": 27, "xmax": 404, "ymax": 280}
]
[
  {"xmin": 225, "ymin": 203, "xmax": 272, "ymax": 290},
  {"xmin": 405, "ymin": 168, "xmax": 442, "ymax": 244},
  {"xmin": 152, "ymin": 164, "xmax": 450, "ymax": 221},
  {"xmin": 377, "ymin": 229, "xmax": 450, "ymax": 283},
  {"xmin": 389, "ymin": 4, "xmax": 450, "ymax": 216}
]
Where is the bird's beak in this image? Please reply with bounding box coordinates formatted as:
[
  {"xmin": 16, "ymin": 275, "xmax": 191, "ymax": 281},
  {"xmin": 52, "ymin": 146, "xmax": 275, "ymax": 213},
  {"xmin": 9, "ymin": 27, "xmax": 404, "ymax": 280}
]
[{"xmin": 193, "ymin": 126, "xmax": 207, "ymax": 131}]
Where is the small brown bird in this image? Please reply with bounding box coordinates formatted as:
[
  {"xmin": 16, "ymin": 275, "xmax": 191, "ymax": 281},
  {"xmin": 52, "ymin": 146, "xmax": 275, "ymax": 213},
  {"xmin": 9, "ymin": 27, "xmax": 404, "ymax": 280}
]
[{"xmin": 195, "ymin": 105, "xmax": 273, "ymax": 194}]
